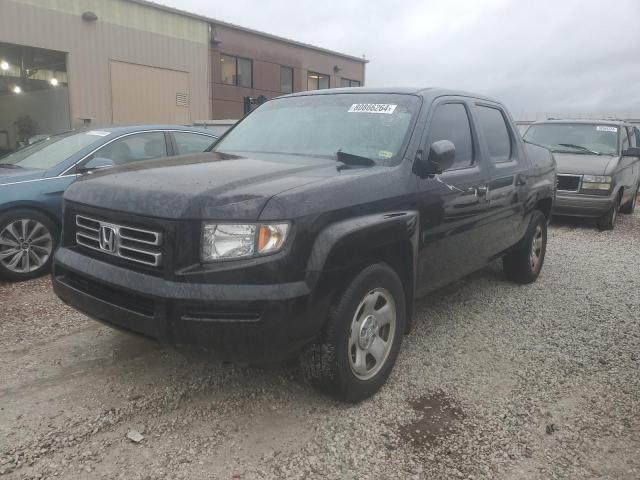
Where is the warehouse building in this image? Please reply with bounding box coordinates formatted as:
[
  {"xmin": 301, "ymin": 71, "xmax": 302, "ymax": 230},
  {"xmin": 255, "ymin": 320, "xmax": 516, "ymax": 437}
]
[{"xmin": 0, "ymin": 0, "xmax": 367, "ymax": 152}]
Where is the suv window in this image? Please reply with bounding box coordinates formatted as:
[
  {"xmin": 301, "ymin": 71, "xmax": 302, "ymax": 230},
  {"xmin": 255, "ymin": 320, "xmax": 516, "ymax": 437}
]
[
  {"xmin": 94, "ymin": 132, "xmax": 167, "ymax": 165},
  {"xmin": 621, "ymin": 127, "xmax": 630, "ymax": 151},
  {"xmin": 426, "ymin": 103, "xmax": 474, "ymax": 170},
  {"xmin": 476, "ymin": 106, "xmax": 512, "ymax": 163},
  {"xmin": 173, "ymin": 132, "xmax": 215, "ymax": 155},
  {"xmin": 626, "ymin": 127, "xmax": 637, "ymax": 148}
]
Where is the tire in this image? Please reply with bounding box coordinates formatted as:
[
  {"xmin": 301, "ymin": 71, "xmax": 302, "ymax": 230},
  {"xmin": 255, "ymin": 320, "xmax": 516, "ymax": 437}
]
[
  {"xmin": 300, "ymin": 263, "xmax": 406, "ymax": 403},
  {"xmin": 0, "ymin": 209, "xmax": 58, "ymax": 281},
  {"xmin": 619, "ymin": 185, "xmax": 638, "ymax": 214},
  {"xmin": 596, "ymin": 193, "xmax": 621, "ymax": 230},
  {"xmin": 502, "ymin": 210, "xmax": 547, "ymax": 284}
]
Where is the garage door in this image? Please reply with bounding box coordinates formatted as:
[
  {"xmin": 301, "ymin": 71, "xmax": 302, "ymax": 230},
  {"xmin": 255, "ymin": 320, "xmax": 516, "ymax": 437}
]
[{"xmin": 110, "ymin": 60, "xmax": 190, "ymax": 125}]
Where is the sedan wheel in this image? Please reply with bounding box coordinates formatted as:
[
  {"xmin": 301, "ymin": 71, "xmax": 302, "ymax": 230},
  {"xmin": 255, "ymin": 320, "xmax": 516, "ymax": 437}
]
[{"xmin": 0, "ymin": 214, "xmax": 56, "ymax": 281}]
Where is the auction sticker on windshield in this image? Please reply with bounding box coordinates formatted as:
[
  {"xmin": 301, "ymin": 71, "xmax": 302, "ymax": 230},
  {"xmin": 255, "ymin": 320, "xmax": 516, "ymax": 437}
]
[
  {"xmin": 86, "ymin": 131, "xmax": 111, "ymax": 137},
  {"xmin": 348, "ymin": 104, "xmax": 397, "ymax": 114},
  {"xmin": 596, "ymin": 126, "xmax": 617, "ymax": 132}
]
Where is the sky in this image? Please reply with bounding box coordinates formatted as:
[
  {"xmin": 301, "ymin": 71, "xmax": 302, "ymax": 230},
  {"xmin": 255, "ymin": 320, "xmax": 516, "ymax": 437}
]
[{"xmin": 160, "ymin": 0, "xmax": 640, "ymax": 118}]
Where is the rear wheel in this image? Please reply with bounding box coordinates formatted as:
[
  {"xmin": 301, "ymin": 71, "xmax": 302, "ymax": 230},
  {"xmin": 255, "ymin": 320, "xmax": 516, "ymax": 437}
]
[
  {"xmin": 503, "ymin": 210, "xmax": 547, "ymax": 284},
  {"xmin": 596, "ymin": 194, "xmax": 621, "ymax": 230},
  {"xmin": 300, "ymin": 263, "xmax": 406, "ymax": 403},
  {"xmin": 0, "ymin": 209, "xmax": 57, "ymax": 281},
  {"xmin": 619, "ymin": 185, "xmax": 638, "ymax": 214}
]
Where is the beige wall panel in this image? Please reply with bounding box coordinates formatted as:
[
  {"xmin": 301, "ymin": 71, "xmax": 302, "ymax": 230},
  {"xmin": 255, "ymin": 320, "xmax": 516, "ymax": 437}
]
[
  {"xmin": 1, "ymin": 0, "xmax": 209, "ymax": 128},
  {"xmin": 110, "ymin": 61, "xmax": 189, "ymax": 124}
]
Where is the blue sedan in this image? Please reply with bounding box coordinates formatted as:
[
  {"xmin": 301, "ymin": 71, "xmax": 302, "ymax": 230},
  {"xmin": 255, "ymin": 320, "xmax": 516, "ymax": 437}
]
[{"xmin": 0, "ymin": 125, "xmax": 217, "ymax": 281}]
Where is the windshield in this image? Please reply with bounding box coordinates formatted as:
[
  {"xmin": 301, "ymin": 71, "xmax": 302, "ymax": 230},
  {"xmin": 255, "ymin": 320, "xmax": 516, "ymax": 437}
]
[
  {"xmin": 213, "ymin": 94, "xmax": 422, "ymax": 165},
  {"xmin": 0, "ymin": 131, "xmax": 107, "ymax": 170},
  {"xmin": 524, "ymin": 123, "xmax": 619, "ymax": 155}
]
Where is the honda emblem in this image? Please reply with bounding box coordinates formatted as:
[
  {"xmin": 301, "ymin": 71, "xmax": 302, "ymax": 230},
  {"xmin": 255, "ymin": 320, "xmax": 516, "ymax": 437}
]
[{"xmin": 99, "ymin": 225, "xmax": 118, "ymax": 253}]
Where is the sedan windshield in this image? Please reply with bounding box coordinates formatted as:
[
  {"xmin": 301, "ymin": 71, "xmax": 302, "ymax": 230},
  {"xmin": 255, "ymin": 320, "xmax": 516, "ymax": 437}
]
[
  {"xmin": 213, "ymin": 94, "xmax": 422, "ymax": 165},
  {"xmin": 524, "ymin": 123, "xmax": 619, "ymax": 155},
  {"xmin": 0, "ymin": 131, "xmax": 106, "ymax": 170}
]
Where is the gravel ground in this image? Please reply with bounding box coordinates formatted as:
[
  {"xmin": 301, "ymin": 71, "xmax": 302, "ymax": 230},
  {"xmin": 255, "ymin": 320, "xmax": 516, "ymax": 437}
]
[{"xmin": 1, "ymin": 210, "xmax": 639, "ymax": 479}]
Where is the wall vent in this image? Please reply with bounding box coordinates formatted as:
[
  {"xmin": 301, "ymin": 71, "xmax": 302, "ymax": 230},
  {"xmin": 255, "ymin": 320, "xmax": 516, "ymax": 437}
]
[{"xmin": 176, "ymin": 93, "xmax": 188, "ymax": 107}]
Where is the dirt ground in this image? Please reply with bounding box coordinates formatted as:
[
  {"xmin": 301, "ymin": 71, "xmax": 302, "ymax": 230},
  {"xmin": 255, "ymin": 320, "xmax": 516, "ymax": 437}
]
[{"xmin": 1, "ymin": 212, "xmax": 639, "ymax": 479}]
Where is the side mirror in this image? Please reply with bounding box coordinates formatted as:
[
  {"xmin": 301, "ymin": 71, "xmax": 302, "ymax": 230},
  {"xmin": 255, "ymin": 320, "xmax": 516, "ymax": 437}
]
[
  {"xmin": 622, "ymin": 147, "xmax": 640, "ymax": 157},
  {"xmin": 78, "ymin": 157, "xmax": 115, "ymax": 174},
  {"xmin": 415, "ymin": 140, "xmax": 456, "ymax": 177}
]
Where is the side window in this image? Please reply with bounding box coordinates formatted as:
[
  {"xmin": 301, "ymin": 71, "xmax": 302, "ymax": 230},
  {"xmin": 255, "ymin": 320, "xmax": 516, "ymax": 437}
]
[
  {"xmin": 426, "ymin": 103, "xmax": 474, "ymax": 170},
  {"xmin": 173, "ymin": 132, "xmax": 215, "ymax": 155},
  {"xmin": 635, "ymin": 128, "xmax": 640, "ymax": 147},
  {"xmin": 621, "ymin": 127, "xmax": 630, "ymax": 151},
  {"xmin": 626, "ymin": 127, "xmax": 636, "ymax": 148},
  {"xmin": 94, "ymin": 132, "xmax": 167, "ymax": 165},
  {"xmin": 476, "ymin": 105, "xmax": 512, "ymax": 163}
]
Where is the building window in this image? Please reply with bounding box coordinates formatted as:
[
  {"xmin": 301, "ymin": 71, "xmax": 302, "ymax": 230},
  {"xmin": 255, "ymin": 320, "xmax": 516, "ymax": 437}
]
[
  {"xmin": 340, "ymin": 78, "xmax": 361, "ymax": 88},
  {"xmin": 281, "ymin": 66, "xmax": 293, "ymax": 93},
  {"xmin": 307, "ymin": 71, "xmax": 329, "ymax": 90},
  {"xmin": 220, "ymin": 54, "xmax": 252, "ymax": 88}
]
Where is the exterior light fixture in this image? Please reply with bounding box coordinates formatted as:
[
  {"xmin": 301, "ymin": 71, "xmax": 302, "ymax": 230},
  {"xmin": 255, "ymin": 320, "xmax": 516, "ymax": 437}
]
[
  {"xmin": 13, "ymin": 85, "xmax": 21, "ymax": 94},
  {"xmin": 50, "ymin": 78, "xmax": 59, "ymax": 86},
  {"xmin": 0, "ymin": 60, "xmax": 9, "ymax": 71},
  {"xmin": 81, "ymin": 11, "xmax": 98, "ymax": 22}
]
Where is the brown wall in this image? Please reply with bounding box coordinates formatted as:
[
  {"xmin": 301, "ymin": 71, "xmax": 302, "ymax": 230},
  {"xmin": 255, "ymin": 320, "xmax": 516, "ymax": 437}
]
[{"xmin": 210, "ymin": 24, "xmax": 367, "ymax": 119}]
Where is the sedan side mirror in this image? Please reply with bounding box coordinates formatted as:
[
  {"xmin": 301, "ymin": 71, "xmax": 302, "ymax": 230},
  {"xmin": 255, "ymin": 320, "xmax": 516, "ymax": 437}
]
[
  {"xmin": 78, "ymin": 157, "xmax": 115, "ymax": 174},
  {"xmin": 415, "ymin": 140, "xmax": 456, "ymax": 178},
  {"xmin": 622, "ymin": 147, "xmax": 640, "ymax": 157}
]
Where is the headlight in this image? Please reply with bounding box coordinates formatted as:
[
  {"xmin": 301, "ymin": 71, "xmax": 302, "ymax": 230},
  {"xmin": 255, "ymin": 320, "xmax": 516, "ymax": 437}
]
[
  {"xmin": 581, "ymin": 175, "xmax": 612, "ymax": 191},
  {"xmin": 202, "ymin": 223, "xmax": 289, "ymax": 261}
]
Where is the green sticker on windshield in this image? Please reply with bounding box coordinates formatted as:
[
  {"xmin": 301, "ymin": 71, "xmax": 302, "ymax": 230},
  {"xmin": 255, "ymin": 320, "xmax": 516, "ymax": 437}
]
[{"xmin": 378, "ymin": 150, "xmax": 393, "ymax": 159}]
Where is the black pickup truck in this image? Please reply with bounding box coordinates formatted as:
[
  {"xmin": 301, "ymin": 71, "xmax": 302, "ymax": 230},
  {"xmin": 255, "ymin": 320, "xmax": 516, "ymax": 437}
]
[{"xmin": 52, "ymin": 88, "xmax": 556, "ymax": 402}]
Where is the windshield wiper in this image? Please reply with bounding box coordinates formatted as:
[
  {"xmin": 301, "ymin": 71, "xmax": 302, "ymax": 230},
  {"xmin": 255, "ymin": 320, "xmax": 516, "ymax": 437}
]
[
  {"xmin": 336, "ymin": 150, "xmax": 375, "ymax": 167},
  {"xmin": 0, "ymin": 163, "xmax": 23, "ymax": 169},
  {"xmin": 557, "ymin": 143, "xmax": 602, "ymax": 155}
]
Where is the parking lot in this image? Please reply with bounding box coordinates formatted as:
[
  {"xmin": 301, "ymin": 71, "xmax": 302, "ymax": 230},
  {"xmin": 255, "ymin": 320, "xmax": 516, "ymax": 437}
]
[{"xmin": 1, "ymin": 211, "xmax": 639, "ymax": 480}]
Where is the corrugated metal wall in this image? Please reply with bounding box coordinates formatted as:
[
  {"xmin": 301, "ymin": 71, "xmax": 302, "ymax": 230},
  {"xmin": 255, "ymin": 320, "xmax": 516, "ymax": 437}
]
[{"xmin": 0, "ymin": 0, "xmax": 209, "ymax": 128}]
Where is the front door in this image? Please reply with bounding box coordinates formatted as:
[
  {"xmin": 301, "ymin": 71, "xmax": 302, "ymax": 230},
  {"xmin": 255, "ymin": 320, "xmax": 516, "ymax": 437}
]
[{"xmin": 415, "ymin": 99, "xmax": 490, "ymax": 295}]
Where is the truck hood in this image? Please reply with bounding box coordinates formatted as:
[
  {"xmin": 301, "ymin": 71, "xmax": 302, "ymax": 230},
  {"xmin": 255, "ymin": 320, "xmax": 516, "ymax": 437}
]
[
  {"xmin": 0, "ymin": 167, "xmax": 45, "ymax": 186},
  {"xmin": 554, "ymin": 153, "xmax": 618, "ymax": 176},
  {"xmin": 64, "ymin": 152, "xmax": 359, "ymax": 220}
]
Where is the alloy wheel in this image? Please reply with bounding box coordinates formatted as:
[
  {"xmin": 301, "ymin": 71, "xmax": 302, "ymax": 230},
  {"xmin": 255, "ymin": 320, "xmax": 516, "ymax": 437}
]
[
  {"xmin": 0, "ymin": 219, "xmax": 53, "ymax": 273},
  {"xmin": 530, "ymin": 224, "xmax": 543, "ymax": 271},
  {"xmin": 348, "ymin": 288, "xmax": 396, "ymax": 381}
]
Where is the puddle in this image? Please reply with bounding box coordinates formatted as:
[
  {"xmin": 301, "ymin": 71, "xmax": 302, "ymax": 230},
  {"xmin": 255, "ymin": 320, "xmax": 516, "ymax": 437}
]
[{"xmin": 398, "ymin": 390, "xmax": 465, "ymax": 449}]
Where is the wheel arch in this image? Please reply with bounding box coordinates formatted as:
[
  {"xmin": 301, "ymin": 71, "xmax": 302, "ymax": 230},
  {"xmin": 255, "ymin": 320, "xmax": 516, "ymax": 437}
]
[
  {"xmin": 0, "ymin": 202, "xmax": 61, "ymax": 230},
  {"xmin": 306, "ymin": 211, "xmax": 419, "ymax": 334}
]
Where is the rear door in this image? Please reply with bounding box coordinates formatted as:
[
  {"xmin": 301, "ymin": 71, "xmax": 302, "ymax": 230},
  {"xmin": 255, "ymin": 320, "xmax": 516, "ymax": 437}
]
[
  {"xmin": 473, "ymin": 102, "xmax": 530, "ymax": 255},
  {"xmin": 415, "ymin": 97, "xmax": 491, "ymax": 294}
]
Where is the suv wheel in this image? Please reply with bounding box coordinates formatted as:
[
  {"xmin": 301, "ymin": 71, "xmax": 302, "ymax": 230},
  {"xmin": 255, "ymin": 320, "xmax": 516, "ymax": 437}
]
[
  {"xmin": 502, "ymin": 210, "xmax": 547, "ymax": 284},
  {"xmin": 0, "ymin": 209, "xmax": 57, "ymax": 281},
  {"xmin": 619, "ymin": 185, "xmax": 638, "ymax": 215},
  {"xmin": 596, "ymin": 193, "xmax": 621, "ymax": 230},
  {"xmin": 300, "ymin": 263, "xmax": 406, "ymax": 403}
]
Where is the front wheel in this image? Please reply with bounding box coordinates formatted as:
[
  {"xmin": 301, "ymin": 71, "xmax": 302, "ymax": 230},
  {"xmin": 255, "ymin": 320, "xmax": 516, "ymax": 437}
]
[
  {"xmin": 619, "ymin": 185, "xmax": 638, "ymax": 214},
  {"xmin": 596, "ymin": 194, "xmax": 621, "ymax": 230},
  {"xmin": 300, "ymin": 263, "xmax": 406, "ymax": 403},
  {"xmin": 502, "ymin": 210, "xmax": 547, "ymax": 284},
  {"xmin": 0, "ymin": 209, "xmax": 57, "ymax": 281}
]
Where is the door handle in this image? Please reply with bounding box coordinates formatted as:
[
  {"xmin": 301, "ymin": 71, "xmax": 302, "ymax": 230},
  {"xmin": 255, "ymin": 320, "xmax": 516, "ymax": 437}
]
[
  {"xmin": 475, "ymin": 185, "xmax": 488, "ymax": 196},
  {"xmin": 516, "ymin": 173, "xmax": 528, "ymax": 186}
]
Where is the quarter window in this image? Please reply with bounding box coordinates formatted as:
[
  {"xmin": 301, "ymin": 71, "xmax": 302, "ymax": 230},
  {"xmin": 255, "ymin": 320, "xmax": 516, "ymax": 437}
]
[
  {"xmin": 476, "ymin": 106, "xmax": 512, "ymax": 163},
  {"xmin": 93, "ymin": 132, "xmax": 167, "ymax": 165},
  {"xmin": 426, "ymin": 103, "xmax": 474, "ymax": 170},
  {"xmin": 220, "ymin": 54, "xmax": 253, "ymax": 88},
  {"xmin": 280, "ymin": 66, "xmax": 293, "ymax": 93},
  {"xmin": 307, "ymin": 71, "xmax": 329, "ymax": 90},
  {"xmin": 173, "ymin": 132, "xmax": 216, "ymax": 155},
  {"xmin": 628, "ymin": 127, "xmax": 637, "ymax": 148},
  {"xmin": 340, "ymin": 78, "xmax": 361, "ymax": 88}
]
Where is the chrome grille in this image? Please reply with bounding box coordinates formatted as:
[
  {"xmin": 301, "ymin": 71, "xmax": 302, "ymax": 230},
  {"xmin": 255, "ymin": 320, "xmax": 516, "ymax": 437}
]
[
  {"xmin": 75, "ymin": 215, "xmax": 162, "ymax": 267},
  {"xmin": 557, "ymin": 174, "xmax": 582, "ymax": 192}
]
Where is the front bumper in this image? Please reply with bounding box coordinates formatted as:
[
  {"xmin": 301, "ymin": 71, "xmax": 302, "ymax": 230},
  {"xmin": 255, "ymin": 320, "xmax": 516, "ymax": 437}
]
[
  {"xmin": 52, "ymin": 248, "xmax": 328, "ymax": 363},
  {"xmin": 554, "ymin": 191, "xmax": 616, "ymax": 218}
]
